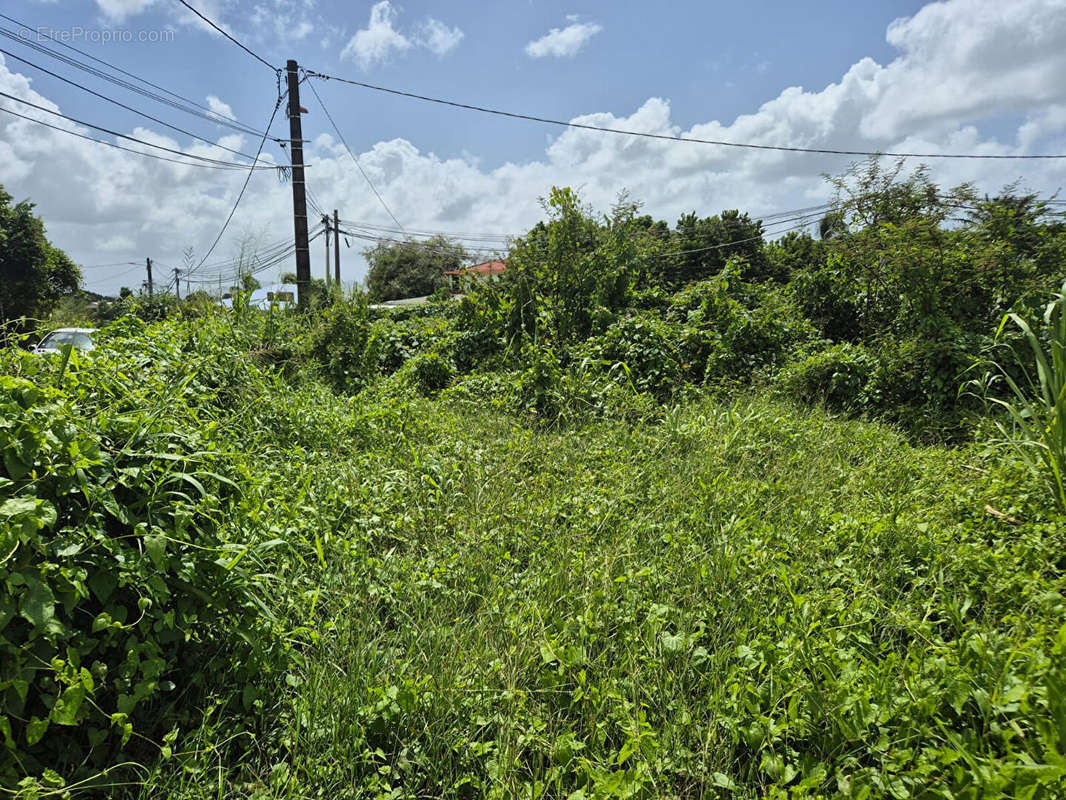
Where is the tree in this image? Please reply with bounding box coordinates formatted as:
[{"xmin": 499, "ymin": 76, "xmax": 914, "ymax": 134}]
[
  {"xmin": 364, "ymin": 235, "xmax": 467, "ymax": 302},
  {"xmin": 0, "ymin": 186, "xmax": 81, "ymax": 325},
  {"xmin": 502, "ymin": 187, "xmax": 652, "ymax": 343},
  {"xmin": 671, "ymin": 209, "xmax": 776, "ymax": 284}
]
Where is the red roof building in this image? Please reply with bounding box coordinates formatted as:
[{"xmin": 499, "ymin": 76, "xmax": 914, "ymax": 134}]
[{"xmin": 445, "ymin": 259, "xmax": 506, "ymax": 291}]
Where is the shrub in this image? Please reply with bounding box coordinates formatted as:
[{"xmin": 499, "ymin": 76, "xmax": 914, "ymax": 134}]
[
  {"xmin": 308, "ymin": 298, "xmax": 374, "ymax": 394},
  {"xmin": 514, "ymin": 345, "xmax": 565, "ymax": 420},
  {"xmin": 864, "ymin": 332, "xmax": 978, "ymax": 438},
  {"xmin": 583, "ymin": 314, "xmax": 684, "ymax": 399},
  {"xmin": 402, "ymin": 352, "xmax": 454, "ymax": 396},
  {"xmin": 0, "ymin": 360, "xmax": 285, "ymax": 782},
  {"xmin": 779, "ymin": 342, "xmax": 874, "ymax": 410}
]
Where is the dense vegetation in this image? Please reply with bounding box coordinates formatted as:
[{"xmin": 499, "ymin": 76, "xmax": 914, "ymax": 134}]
[
  {"xmin": 0, "ymin": 186, "xmax": 81, "ymax": 328},
  {"xmin": 3, "ymin": 162, "xmax": 1066, "ymax": 798},
  {"xmin": 364, "ymin": 235, "xmax": 468, "ymax": 303}
]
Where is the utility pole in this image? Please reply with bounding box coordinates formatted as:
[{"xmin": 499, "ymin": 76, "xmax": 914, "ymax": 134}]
[
  {"xmin": 333, "ymin": 209, "xmax": 340, "ymax": 285},
  {"xmin": 323, "ymin": 214, "xmax": 331, "ymax": 285},
  {"xmin": 285, "ymin": 59, "xmax": 312, "ymax": 308},
  {"xmin": 173, "ymin": 267, "xmax": 181, "ymax": 300},
  {"xmin": 145, "ymin": 257, "xmax": 153, "ymax": 298}
]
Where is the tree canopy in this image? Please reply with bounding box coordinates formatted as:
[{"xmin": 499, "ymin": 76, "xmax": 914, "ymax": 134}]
[
  {"xmin": 0, "ymin": 185, "xmax": 81, "ymax": 326},
  {"xmin": 364, "ymin": 235, "xmax": 467, "ymax": 302}
]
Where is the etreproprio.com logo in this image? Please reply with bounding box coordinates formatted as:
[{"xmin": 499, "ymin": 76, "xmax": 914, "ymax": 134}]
[{"xmin": 19, "ymin": 26, "xmax": 176, "ymax": 44}]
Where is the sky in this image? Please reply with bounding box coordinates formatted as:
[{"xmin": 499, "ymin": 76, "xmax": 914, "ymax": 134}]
[{"xmin": 1, "ymin": 0, "xmax": 1065, "ymax": 294}]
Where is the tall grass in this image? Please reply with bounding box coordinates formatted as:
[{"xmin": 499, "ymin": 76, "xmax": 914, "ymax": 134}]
[
  {"xmin": 982, "ymin": 279, "xmax": 1066, "ymax": 510},
  {"xmin": 138, "ymin": 390, "xmax": 1066, "ymax": 799}
]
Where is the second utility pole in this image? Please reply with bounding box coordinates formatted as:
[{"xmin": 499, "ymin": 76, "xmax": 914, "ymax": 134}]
[
  {"xmin": 323, "ymin": 214, "xmax": 331, "ymax": 285},
  {"xmin": 286, "ymin": 59, "xmax": 312, "ymax": 308},
  {"xmin": 333, "ymin": 209, "xmax": 340, "ymax": 285}
]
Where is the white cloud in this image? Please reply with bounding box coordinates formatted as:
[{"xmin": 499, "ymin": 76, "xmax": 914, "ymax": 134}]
[
  {"xmin": 417, "ymin": 18, "xmax": 464, "ymax": 56},
  {"xmin": 206, "ymin": 95, "xmax": 236, "ymax": 121},
  {"xmin": 96, "ymin": 234, "xmax": 137, "ymax": 252},
  {"xmin": 3, "ymin": 0, "xmax": 1066, "ymax": 298},
  {"xmin": 95, "ymin": 0, "xmax": 157, "ymax": 22},
  {"xmin": 247, "ymin": 3, "xmax": 316, "ymax": 48},
  {"xmin": 525, "ymin": 21, "xmax": 602, "ymax": 58},
  {"xmin": 340, "ymin": 1, "xmax": 412, "ymax": 69},
  {"xmin": 340, "ymin": 2, "xmax": 464, "ymax": 67}
]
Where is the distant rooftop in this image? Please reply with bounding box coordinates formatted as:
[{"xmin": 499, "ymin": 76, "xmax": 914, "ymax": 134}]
[{"xmin": 443, "ymin": 259, "xmax": 507, "ymax": 277}]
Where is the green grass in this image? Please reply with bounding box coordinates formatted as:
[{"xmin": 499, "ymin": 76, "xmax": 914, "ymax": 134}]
[
  {"xmin": 5, "ymin": 311, "xmax": 1066, "ymax": 799},
  {"xmin": 138, "ymin": 388, "xmax": 1066, "ymax": 799}
]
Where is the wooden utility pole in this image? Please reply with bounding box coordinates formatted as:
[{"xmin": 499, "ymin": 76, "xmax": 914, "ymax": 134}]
[
  {"xmin": 285, "ymin": 59, "xmax": 312, "ymax": 307},
  {"xmin": 323, "ymin": 214, "xmax": 331, "ymax": 285},
  {"xmin": 145, "ymin": 257, "xmax": 153, "ymax": 297},
  {"xmin": 333, "ymin": 209, "xmax": 340, "ymax": 285},
  {"xmin": 173, "ymin": 267, "xmax": 181, "ymax": 300}
]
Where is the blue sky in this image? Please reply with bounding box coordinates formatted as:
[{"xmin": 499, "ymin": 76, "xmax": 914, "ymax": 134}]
[
  {"xmin": 13, "ymin": 0, "xmax": 930, "ymax": 166},
  {"xmin": 1, "ymin": 0, "xmax": 1065, "ymax": 293}
]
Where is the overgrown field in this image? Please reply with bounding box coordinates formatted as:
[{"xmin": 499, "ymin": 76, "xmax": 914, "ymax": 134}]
[
  {"xmin": 2, "ymin": 306, "xmax": 1065, "ymax": 799},
  {"xmin": 5, "ymin": 167, "xmax": 1066, "ymax": 797}
]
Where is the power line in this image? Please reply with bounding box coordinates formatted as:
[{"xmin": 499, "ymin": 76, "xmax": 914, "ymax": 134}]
[
  {"xmin": 338, "ymin": 218, "xmax": 513, "ymax": 242},
  {"xmin": 0, "ymin": 102, "xmax": 263, "ymax": 170},
  {"xmin": 336, "ymin": 228, "xmax": 508, "ymax": 256},
  {"xmin": 0, "ymin": 47, "xmax": 267, "ymax": 162},
  {"xmin": 192, "ymin": 234, "xmax": 300, "ymax": 274},
  {"xmin": 0, "ymin": 89, "xmax": 279, "ymax": 168},
  {"xmin": 304, "ymin": 76, "xmax": 405, "ymax": 230},
  {"xmin": 305, "ymin": 69, "xmax": 1066, "ymax": 161},
  {"xmin": 337, "ymin": 201, "xmax": 837, "ymax": 247},
  {"xmin": 187, "ymin": 97, "xmax": 286, "ymax": 274},
  {"xmin": 647, "ymin": 213, "xmax": 826, "ymax": 261},
  {"xmin": 0, "ymin": 16, "xmax": 274, "ymax": 140},
  {"xmin": 184, "ymin": 226, "xmax": 326, "ymax": 286},
  {"xmin": 77, "ymin": 261, "xmax": 141, "ymax": 269},
  {"xmin": 338, "ymin": 202, "xmax": 832, "ymax": 261},
  {"xmin": 189, "ymin": 240, "xmax": 303, "ymax": 283},
  {"xmin": 174, "ymin": 0, "xmax": 278, "ymax": 72},
  {"xmin": 81, "ymin": 262, "xmax": 148, "ymax": 290}
]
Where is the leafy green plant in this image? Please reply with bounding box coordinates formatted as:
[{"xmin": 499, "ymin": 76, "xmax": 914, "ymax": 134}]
[
  {"xmin": 779, "ymin": 341, "xmax": 873, "ymax": 410},
  {"xmin": 307, "ymin": 295, "xmax": 374, "ymax": 393},
  {"xmin": 977, "ymin": 278, "xmax": 1066, "ymax": 509},
  {"xmin": 401, "ymin": 351, "xmax": 454, "ymax": 396},
  {"xmin": 582, "ymin": 313, "xmax": 684, "ymax": 399},
  {"xmin": 0, "ymin": 364, "xmax": 286, "ymax": 783}
]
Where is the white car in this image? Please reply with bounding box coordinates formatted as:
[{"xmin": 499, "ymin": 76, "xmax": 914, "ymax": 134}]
[{"xmin": 33, "ymin": 328, "xmax": 96, "ymax": 354}]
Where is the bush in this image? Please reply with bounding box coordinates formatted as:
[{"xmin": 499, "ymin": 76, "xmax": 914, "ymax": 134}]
[
  {"xmin": 0, "ymin": 336, "xmax": 288, "ymax": 783},
  {"xmin": 514, "ymin": 344, "xmax": 564, "ymax": 420},
  {"xmin": 402, "ymin": 352, "xmax": 454, "ymax": 396},
  {"xmin": 308, "ymin": 298, "xmax": 374, "ymax": 394},
  {"xmin": 779, "ymin": 342, "xmax": 874, "ymax": 410},
  {"xmin": 864, "ymin": 332, "xmax": 979, "ymax": 438},
  {"xmin": 583, "ymin": 313, "xmax": 684, "ymax": 399}
]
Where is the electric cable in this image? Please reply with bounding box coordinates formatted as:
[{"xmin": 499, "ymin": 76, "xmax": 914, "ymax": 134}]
[
  {"xmin": 306, "ymin": 69, "xmax": 1066, "ymax": 160},
  {"xmin": 0, "ymin": 47, "xmax": 268, "ymax": 161},
  {"xmin": 304, "ymin": 76, "xmax": 405, "ymax": 230},
  {"xmin": 0, "ymin": 102, "xmax": 265, "ymax": 169},
  {"xmin": 186, "ymin": 97, "xmax": 286, "ymax": 274},
  {"xmin": 174, "ymin": 0, "xmax": 278, "ymax": 72},
  {"xmin": 0, "ymin": 17, "xmax": 274, "ymax": 139}
]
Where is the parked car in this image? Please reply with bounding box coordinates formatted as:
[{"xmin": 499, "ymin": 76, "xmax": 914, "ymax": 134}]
[{"xmin": 33, "ymin": 328, "xmax": 96, "ymax": 354}]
